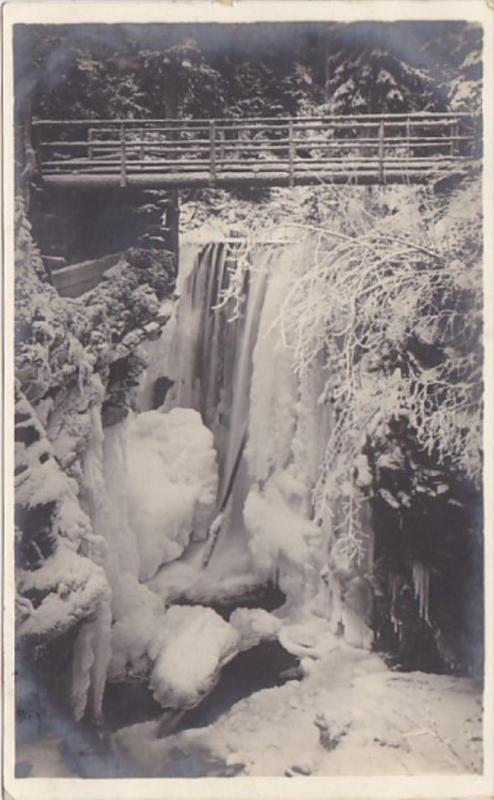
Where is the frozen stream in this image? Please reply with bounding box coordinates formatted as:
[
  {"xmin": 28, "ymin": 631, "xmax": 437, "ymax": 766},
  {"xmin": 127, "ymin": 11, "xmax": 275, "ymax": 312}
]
[
  {"xmin": 17, "ymin": 628, "xmax": 482, "ymax": 778},
  {"xmin": 114, "ymin": 639, "xmax": 483, "ymax": 778}
]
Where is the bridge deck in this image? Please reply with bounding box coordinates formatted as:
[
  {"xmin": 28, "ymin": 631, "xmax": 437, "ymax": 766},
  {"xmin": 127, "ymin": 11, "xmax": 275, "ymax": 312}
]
[{"xmin": 33, "ymin": 112, "xmax": 480, "ymax": 190}]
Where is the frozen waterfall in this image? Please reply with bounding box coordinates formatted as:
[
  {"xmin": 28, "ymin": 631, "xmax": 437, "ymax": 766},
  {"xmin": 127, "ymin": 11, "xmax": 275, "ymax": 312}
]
[{"xmin": 140, "ymin": 235, "xmax": 373, "ymax": 626}]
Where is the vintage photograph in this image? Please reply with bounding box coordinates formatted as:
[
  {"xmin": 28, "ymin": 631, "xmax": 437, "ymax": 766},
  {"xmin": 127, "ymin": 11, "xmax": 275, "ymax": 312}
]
[{"xmin": 3, "ymin": 0, "xmax": 492, "ymax": 794}]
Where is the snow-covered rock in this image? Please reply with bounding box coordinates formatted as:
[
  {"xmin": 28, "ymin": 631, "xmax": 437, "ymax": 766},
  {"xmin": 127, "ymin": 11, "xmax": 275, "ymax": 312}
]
[
  {"xmin": 16, "ymin": 544, "xmax": 109, "ymax": 642},
  {"xmin": 148, "ymin": 605, "xmax": 240, "ymax": 708}
]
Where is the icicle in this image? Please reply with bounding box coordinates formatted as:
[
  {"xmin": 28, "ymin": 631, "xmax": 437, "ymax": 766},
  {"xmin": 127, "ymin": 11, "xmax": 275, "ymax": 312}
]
[
  {"xmin": 412, "ymin": 560, "xmax": 431, "ymax": 624},
  {"xmin": 70, "ymin": 595, "xmax": 112, "ymax": 723},
  {"xmin": 71, "ymin": 618, "xmax": 96, "ymax": 722},
  {"xmin": 389, "ymin": 573, "xmax": 401, "ymax": 634},
  {"xmin": 89, "ymin": 597, "xmax": 112, "ymax": 722}
]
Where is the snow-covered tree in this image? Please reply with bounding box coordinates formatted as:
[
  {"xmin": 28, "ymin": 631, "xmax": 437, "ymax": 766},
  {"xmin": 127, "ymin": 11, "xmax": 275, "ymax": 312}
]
[{"xmin": 323, "ymin": 46, "xmax": 444, "ymax": 114}]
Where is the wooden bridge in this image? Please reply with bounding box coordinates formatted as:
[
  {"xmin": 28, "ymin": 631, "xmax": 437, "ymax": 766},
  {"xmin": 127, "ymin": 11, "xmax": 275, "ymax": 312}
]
[{"xmin": 33, "ymin": 112, "xmax": 480, "ymax": 190}]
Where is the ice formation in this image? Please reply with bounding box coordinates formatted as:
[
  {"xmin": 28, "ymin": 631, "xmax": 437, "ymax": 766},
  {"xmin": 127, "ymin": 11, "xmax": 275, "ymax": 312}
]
[
  {"xmin": 81, "ymin": 399, "xmax": 220, "ymax": 688},
  {"xmin": 125, "ymin": 407, "xmax": 218, "ymax": 580},
  {"xmin": 82, "ymin": 406, "xmax": 162, "ymax": 681},
  {"xmin": 243, "ymin": 476, "xmax": 321, "ymax": 606}
]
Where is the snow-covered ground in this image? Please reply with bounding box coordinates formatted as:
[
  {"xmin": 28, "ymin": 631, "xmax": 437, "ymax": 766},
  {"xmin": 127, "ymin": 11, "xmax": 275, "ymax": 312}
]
[{"xmin": 115, "ymin": 626, "xmax": 483, "ymax": 778}]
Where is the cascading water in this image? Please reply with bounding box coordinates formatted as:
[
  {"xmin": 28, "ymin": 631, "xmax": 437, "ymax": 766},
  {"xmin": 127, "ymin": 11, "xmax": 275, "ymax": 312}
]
[{"xmin": 152, "ymin": 240, "xmax": 304, "ymax": 570}]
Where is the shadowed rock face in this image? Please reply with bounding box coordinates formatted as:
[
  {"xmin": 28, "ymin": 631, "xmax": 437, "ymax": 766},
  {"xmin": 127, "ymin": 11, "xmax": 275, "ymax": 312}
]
[
  {"xmin": 367, "ymin": 417, "xmax": 483, "ymax": 677},
  {"xmin": 15, "ymin": 501, "xmax": 58, "ymax": 571},
  {"xmin": 30, "ymin": 185, "xmax": 176, "ymax": 267},
  {"xmin": 152, "ymin": 376, "xmax": 175, "ymax": 409}
]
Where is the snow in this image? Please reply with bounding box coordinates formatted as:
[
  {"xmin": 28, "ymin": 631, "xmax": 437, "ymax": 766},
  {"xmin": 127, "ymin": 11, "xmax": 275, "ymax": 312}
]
[
  {"xmin": 115, "ymin": 635, "xmax": 482, "ymax": 777},
  {"xmin": 148, "ymin": 605, "xmax": 240, "ymax": 708},
  {"xmin": 16, "ymin": 735, "xmax": 75, "ymax": 778},
  {"xmin": 16, "ymin": 544, "xmax": 110, "ymax": 641}
]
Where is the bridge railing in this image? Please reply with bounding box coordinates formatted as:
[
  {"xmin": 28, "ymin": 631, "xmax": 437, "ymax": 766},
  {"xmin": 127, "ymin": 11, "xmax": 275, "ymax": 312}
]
[{"xmin": 32, "ymin": 112, "xmax": 481, "ymax": 187}]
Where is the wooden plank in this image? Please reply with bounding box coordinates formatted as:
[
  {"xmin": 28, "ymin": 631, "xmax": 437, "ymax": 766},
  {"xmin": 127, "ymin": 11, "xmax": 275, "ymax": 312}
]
[
  {"xmin": 42, "ymin": 155, "xmax": 470, "ymax": 175},
  {"xmin": 42, "ymin": 167, "xmax": 473, "ymax": 191}
]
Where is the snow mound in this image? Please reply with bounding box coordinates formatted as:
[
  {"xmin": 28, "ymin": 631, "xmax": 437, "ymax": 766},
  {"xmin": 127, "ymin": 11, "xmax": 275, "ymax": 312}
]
[
  {"xmin": 125, "ymin": 408, "xmax": 218, "ymax": 581},
  {"xmin": 148, "ymin": 605, "xmax": 240, "ymax": 708},
  {"xmin": 230, "ymin": 608, "xmax": 282, "ymax": 651}
]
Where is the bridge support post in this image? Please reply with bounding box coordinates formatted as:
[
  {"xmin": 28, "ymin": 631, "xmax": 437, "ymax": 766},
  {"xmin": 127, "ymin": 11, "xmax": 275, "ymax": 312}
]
[
  {"xmin": 120, "ymin": 123, "xmax": 127, "ymax": 188},
  {"xmin": 288, "ymin": 120, "xmax": 295, "ymax": 188},
  {"xmin": 88, "ymin": 128, "xmax": 95, "ymax": 161},
  {"xmin": 209, "ymin": 120, "xmax": 217, "ymax": 187},
  {"xmin": 378, "ymin": 120, "xmax": 385, "ymax": 184}
]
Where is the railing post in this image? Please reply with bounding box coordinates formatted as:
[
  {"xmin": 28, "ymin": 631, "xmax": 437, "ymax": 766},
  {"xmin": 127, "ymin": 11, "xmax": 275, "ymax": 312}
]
[
  {"xmin": 120, "ymin": 123, "xmax": 127, "ymax": 188},
  {"xmin": 88, "ymin": 127, "xmax": 95, "ymax": 161},
  {"xmin": 378, "ymin": 120, "xmax": 385, "ymax": 184},
  {"xmin": 472, "ymin": 113, "xmax": 481, "ymax": 159},
  {"xmin": 209, "ymin": 120, "xmax": 217, "ymax": 186},
  {"xmin": 451, "ymin": 118, "xmax": 460, "ymax": 157},
  {"xmin": 219, "ymin": 128, "xmax": 226, "ymax": 163},
  {"xmin": 288, "ymin": 119, "xmax": 295, "ymax": 188},
  {"xmin": 406, "ymin": 116, "xmax": 411, "ymax": 160}
]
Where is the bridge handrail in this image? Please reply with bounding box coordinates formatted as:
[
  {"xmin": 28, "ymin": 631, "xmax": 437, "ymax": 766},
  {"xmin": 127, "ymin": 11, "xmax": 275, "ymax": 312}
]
[
  {"xmin": 32, "ymin": 112, "xmax": 481, "ymax": 189},
  {"xmin": 32, "ymin": 111, "xmax": 479, "ymax": 126}
]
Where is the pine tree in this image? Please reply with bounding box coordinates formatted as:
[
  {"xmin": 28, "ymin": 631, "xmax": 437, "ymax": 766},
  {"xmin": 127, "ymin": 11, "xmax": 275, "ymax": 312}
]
[{"xmin": 323, "ymin": 45, "xmax": 444, "ymax": 114}]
